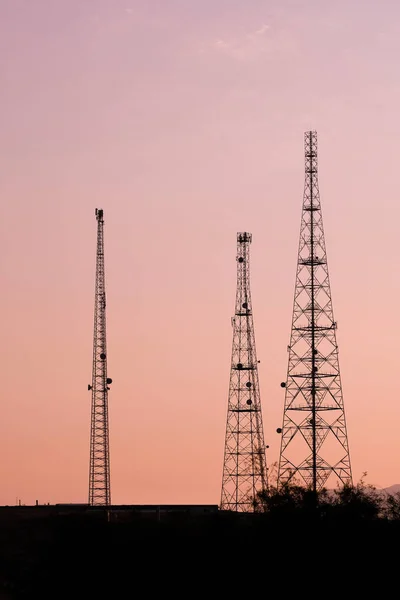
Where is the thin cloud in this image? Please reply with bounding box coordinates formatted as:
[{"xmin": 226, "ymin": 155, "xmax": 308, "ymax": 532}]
[
  {"xmin": 212, "ymin": 24, "xmax": 274, "ymax": 61},
  {"xmin": 254, "ymin": 24, "xmax": 271, "ymax": 36}
]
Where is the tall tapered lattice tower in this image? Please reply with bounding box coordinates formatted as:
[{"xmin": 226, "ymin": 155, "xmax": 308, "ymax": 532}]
[
  {"xmin": 88, "ymin": 208, "xmax": 112, "ymax": 506},
  {"xmin": 277, "ymin": 131, "xmax": 352, "ymax": 492},
  {"xmin": 221, "ymin": 233, "xmax": 268, "ymax": 512}
]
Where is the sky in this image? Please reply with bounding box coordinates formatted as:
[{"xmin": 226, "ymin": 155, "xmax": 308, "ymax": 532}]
[{"xmin": 1, "ymin": 0, "xmax": 400, "ymax": 505}]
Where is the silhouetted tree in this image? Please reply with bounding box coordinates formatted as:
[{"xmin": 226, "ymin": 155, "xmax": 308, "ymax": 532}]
[
  {"xmin": 383, "ymin": 491, "xmax": 400, "ymax": 520},
  {"xmin": 252, "ymin": 467, "xmax": 393, "ymax": 523},
  {"xmin": 323, "ymin": 473, "xmax": 384, "ymax": 521}
]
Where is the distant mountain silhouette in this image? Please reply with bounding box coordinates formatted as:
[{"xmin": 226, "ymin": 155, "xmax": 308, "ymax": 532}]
[
  {"xmin": 324, "ymin": 483, "xmax": 400, "ymax": 496},
  {"xmin": 383, "ymin": 484, "xmax": 400, "ymax": 495}
]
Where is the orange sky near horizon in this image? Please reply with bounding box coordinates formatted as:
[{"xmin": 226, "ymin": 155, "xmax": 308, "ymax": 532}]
[{"xmin": 1, "ymin": 0, "xmax": 400, "ymax": 505}]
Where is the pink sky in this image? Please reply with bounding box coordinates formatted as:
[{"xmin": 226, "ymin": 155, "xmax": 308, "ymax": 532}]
[{"xmin": 1, "ymin": 0, "xmax": 400, "ymax": 505}]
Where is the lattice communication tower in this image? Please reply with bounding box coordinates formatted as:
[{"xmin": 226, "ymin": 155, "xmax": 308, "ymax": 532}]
[
  {"xmin": 277, "ymin": 132, "xmax": 352, "ymax": 492},
  {"xmin": 88, "ymin": 208, "xmax": 112, "ymax": 506},
  {"xmin": 221, "ymin": 233, "xmax": 268, "ymax": 511}
]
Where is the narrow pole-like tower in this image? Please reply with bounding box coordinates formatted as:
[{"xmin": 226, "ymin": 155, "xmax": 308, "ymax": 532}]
[
  {"xmin": 277, "ymin": 131, "xmax": 352, "ymax": 492},
  {"xmin": 221, "ymin": 232, "xmax": 268, "ymax": 512},
  {"xmin": 88, "ymin": 208, "xmax": 112, "ymax": 506}
]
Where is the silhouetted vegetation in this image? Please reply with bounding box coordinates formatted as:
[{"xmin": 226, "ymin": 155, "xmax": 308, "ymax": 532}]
[{"xmin": 253, "ymin": 467, "xmax": 400, "ymax": 523}]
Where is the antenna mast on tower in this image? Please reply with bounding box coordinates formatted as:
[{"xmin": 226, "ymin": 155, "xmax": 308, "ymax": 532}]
[
  {"xmin": 88, "ymin": 208, "xmax": 112, "ymax": 506},
  {"xmin": 221, "ymin": 232, "xmax": 268, "ymax": 512},
  {"xmin": 277, "ymin": 132, "xmax": 352, "ymax": 493}
]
